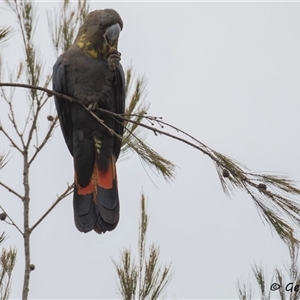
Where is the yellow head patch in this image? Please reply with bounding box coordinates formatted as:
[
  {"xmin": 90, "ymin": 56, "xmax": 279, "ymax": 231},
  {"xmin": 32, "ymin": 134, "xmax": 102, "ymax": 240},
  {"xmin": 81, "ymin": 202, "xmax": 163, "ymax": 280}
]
[{"xmin": 77, "ymin": 34, "xmax": 99, "ymax": 58}]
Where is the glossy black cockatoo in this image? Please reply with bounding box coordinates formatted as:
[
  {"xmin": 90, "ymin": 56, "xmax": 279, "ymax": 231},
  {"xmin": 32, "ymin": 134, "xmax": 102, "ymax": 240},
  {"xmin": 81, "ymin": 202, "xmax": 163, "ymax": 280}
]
[{"xmin": 52, "ymin": 9, "xmax": 125, "ymax": 234}]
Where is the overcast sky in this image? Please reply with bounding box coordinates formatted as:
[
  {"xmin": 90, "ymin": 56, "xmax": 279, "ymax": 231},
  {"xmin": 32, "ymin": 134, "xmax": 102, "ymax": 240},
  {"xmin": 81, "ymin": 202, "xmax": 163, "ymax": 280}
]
[{"xmin": 1, "ymin": 1, "xmax": 300, "ymax": 299}]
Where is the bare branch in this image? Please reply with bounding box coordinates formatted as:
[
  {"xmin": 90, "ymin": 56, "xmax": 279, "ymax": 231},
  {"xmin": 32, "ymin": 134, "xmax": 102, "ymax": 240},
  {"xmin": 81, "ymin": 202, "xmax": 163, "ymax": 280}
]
[
  {"xmin": 30, "ymin": 183, "xmax": 73, "ymax": 233},
  {"xmin": 0, "ymin": 127, "xmax": 23, "ymax": 153},
  {"xmin": 0, "ymin": 206, "xmax": 23, "ymax": 236},
  {"xmin": 25, "ymin": 99, "xmax": 41, "ymax": 149},
  {"xmin": 0, "ymin": 181, "xmax": 23, "ymax": 200},
  {"xmin": 0, "ymin": 83, "xmax": 213, "ymax": 157},
  {"xmin": 5, "ymin": 98, "xmax": 25, "ymax": 148},
  {"xmin": 1, "ymin": 82, "xmax": 300, "ymax": 243},
  {"xmin": 0, "ymin": 82, "xmax": 73, "ymax": 101},
  {"xmin": 28, "ymin": 115, "xmax": 59, "ymax": 166}
]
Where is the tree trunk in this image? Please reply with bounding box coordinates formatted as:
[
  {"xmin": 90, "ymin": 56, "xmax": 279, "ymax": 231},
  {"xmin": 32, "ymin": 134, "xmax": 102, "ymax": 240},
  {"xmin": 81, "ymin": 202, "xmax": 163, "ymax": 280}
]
[{"xmin": 22, "ymin": 149, "xmax": 30, "ymax": 300}]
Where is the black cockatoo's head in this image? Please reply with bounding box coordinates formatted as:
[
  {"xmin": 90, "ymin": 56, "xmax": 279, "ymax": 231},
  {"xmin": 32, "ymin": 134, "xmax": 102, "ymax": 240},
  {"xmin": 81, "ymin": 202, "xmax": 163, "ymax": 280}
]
[{"xmin": 74, "ymin": 9, "xmax": 123, "ymax": 64}]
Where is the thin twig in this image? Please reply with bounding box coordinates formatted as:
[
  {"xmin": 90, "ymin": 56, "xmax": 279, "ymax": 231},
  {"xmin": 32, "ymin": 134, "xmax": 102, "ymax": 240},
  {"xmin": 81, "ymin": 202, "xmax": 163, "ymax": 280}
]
[
  {"xmin": 6, "ymin": 97, "xmax": 25, "ymax": 148},
  {"xmin": 30, "ymin": 183, "xmax": 73, "ymax": 232},
  {"xmin": 0, "ymin": 181, "xmax": 23, "ymax": 200},
  {"xmin": 25, "ymin": 97, "xmax": 41, "ymax": 150},
  {"xmin": 0, "ymin": 83, "xmax": 215, "ymax": 158},
  {"xmin": 88, "ymin": 109, "xmax": 115, "ymax": 135},
  {"xmin": 0, "ymin": 127, "xmax": 22, "ymax": 153},
  {"xmin": 0, "ymin": 205, "xmax": 24, "ymax": 236},
  {"xmin": 28, "ymin": 116, "xmax": 59, "ymax": 166},
  {"xmin": 0, "ymin": 83, "xmax": 74, "ymax": 102}
]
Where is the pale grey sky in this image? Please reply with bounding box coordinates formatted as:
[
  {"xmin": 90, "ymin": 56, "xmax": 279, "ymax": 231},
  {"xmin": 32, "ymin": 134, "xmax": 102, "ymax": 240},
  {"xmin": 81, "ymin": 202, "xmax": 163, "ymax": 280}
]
[{"xmin": 1, "ymin": 1, "xmax": 300, "ymax": 299}]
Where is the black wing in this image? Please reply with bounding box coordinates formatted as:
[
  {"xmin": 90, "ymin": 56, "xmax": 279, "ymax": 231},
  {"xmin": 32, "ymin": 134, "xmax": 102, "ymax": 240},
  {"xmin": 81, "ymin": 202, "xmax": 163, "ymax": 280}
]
[
  {"xmin": 52, "ymin": 55, "xmax": 74, "ymax": 156},
  {"xmin": 113, "ymin": 64, "xmax": 125, "ymax": 161}
]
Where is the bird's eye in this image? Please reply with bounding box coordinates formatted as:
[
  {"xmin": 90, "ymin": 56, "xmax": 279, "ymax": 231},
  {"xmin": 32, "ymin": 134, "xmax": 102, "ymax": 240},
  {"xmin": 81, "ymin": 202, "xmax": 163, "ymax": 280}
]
[{"xmin": 99, "ymin": 23, "xmax": 102, "ymax": 27}]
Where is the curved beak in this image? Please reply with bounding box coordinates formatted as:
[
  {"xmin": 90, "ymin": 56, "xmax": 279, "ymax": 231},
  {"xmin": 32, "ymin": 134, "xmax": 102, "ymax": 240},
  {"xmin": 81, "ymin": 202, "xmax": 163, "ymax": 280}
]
[{"xmin": 105, "ymin": 23, "xmax": 121, "ymax": 46}]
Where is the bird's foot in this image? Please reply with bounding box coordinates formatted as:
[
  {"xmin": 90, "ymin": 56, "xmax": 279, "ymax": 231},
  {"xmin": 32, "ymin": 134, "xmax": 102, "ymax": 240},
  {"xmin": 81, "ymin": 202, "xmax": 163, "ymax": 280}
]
[
  {"xmin": 108, "ymin": 49, "xmax": 121, "ymax": 70},
  {"xmin": 87, "ymin": 102, "xmax": 98, "ymax": 111}
]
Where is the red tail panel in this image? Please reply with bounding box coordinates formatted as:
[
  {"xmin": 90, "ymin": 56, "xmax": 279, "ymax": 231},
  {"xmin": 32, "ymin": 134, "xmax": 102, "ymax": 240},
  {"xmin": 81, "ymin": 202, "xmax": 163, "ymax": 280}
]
[
  {"xmin": 75, "ymin": 165, "xmax": 97, "ymax": 199},
  {"xmin": 75, "ymin": 157, "xmax": 116, "ymax": 199},
  {"xmin": 98, "ymin": 157, "xmax": 116, "ymax": 189},
  {"xmin": 76, "ymin": 182, "xmax": 93, "ymax": 195}
]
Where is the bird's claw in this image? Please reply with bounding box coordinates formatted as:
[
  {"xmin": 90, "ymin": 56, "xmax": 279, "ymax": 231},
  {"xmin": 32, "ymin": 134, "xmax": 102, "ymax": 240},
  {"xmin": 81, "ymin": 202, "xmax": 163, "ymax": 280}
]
[
  {"xmin": 87, "ymin": 103, "xmax": 97, "ymax": 111},
  {"xmin": 108, "ymin": 49, "xmax": 121, "ymax": 70}
]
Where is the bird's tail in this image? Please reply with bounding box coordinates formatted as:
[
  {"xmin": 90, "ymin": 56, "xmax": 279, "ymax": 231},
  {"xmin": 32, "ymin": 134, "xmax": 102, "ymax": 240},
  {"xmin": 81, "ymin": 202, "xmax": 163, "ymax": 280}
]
[{"xmin": 73, "ymin": 156, "xmax": 119, "ymax": 234}]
